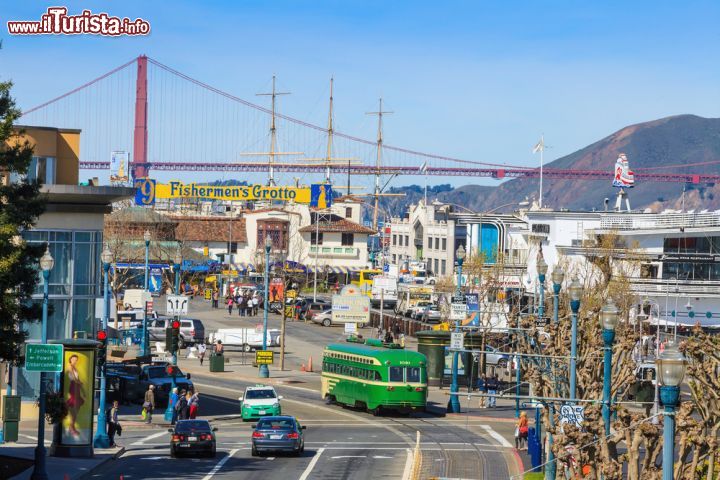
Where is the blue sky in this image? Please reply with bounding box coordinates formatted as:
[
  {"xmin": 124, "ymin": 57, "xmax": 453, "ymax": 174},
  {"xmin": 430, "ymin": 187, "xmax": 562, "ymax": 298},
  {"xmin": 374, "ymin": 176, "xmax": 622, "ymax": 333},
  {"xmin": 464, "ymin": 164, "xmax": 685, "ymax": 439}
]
[{"xmin": 2, "ymin": 1, "xmax": 719, "ymax": 189}]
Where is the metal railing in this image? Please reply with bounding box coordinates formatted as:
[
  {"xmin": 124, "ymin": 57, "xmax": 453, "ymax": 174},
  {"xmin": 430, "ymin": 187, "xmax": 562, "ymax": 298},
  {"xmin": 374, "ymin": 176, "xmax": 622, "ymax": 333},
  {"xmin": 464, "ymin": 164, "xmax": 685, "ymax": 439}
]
[
  {"xmin": 624, "ymin": 277, "xmax": 720, "ymax": 295},
  {"xmin": 600, "ymin": 212, "xmax": 720, "ymax": 230}
]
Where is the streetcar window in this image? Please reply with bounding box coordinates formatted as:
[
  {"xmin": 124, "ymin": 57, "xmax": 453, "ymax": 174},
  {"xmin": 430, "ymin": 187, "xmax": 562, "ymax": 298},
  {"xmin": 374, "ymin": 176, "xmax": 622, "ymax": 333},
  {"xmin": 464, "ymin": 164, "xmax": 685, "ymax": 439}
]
[
  {"xmin": 406, "ymin": 367, "xmax": 421, "ymax": 383},
  {"xmin": 389, "ymin": 367, "xmax": 404, "ymax": 382},
  {"xmin": 374, "ymin": 371, "xmax": 382, "ymax": 381}
]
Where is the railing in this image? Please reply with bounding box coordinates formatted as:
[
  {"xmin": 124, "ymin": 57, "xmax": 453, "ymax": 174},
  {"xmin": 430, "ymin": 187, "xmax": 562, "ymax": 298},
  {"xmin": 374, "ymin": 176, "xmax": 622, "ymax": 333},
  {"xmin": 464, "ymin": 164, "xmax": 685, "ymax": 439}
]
[
  {"xmin": 600, "ymin": 212, "xmax": 720, "ymax": 231},
  {"xmin": 309, "ymin": 246, "xmax": 357, "ymax": 256},
  {"xmin": 622, "ymin": 277, "xmax": 720, "ymax": 296}
]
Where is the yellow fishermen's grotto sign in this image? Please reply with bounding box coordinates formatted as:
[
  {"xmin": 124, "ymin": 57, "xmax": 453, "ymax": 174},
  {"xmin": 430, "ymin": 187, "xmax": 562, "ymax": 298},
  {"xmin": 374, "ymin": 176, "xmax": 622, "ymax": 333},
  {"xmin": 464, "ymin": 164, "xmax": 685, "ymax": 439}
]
[{"xmin": 134, "ymin": 179, "xmax": 332, "ymax": 208}]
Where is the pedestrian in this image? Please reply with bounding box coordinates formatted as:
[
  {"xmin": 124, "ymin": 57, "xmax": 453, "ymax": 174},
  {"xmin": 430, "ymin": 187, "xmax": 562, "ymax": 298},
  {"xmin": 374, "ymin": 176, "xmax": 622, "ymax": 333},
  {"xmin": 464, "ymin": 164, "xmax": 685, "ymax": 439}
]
[
  {"xmin": 227, "ymin": 296, "xmax": 233, "ymax": 315},
  {"xmin": 143, "ymin": 385, "xmax": 155, "ymax": 424},
  {"xmin": 399, "ymin": 332, "xmax": 406, "ymax": 348},
  {"xmin": 393, "ymin": 322, "xmax": 401, "ymax": 338},
  {"xmin": 212, "ymin": 290, "xmax": 219, "ymax": 309},
  {"xmin": 107, "ymin": 400, "xmax": 120, "ymax": 447},
  {"xmin": 477, "ymin": 374, "xmax": 488, "ymax": 408},
  {"xmin": 176, "ymin": 389, "xmax": 190, "ymax": 420},
  {"xmin": 384, "ymin": 330, "xmax": 394, "ymax": 344},
  {"xmin": 238, "ymin": 296, "xmax": 246, "ymax": 317},
  {"xmin": 198, "ymin": 342, "xmax": 207, "ymax": 365},
  {"xmin": 515, "ymin": 411, "xmax": 529, "ymax": 450},
  {"xmin": 170, "ymin": 387, "xmax": 179, "ymax": 425},
  {"xmin": 252, "ymin": 295, "xmax": 259, "ymax": 316},
  {"xmin": 214, "ymin": 340, "xmax": 224, "ymax": 355},
  {"xmin": 189, "ymin": 391, "xmax": 200, "ymax": 419},
  {"xmin": 487, "ymin": 373, "xmax": 499, "ymax": 408}
]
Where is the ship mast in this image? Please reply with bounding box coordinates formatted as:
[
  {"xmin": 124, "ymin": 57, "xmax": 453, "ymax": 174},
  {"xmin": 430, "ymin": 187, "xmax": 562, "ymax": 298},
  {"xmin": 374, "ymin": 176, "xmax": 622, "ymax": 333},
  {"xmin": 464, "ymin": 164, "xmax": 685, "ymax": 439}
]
[{"xmin": 366, "ymin": 98, "xmax": 393, "ymax": 230}]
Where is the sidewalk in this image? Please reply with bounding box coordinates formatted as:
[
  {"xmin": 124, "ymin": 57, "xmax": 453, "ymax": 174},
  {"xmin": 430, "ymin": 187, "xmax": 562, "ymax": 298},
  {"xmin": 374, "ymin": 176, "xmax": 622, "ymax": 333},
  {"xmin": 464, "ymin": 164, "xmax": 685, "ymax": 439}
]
[{"xmin": 0, "ymin": 442, "xmax": 124, "ymax": 480}]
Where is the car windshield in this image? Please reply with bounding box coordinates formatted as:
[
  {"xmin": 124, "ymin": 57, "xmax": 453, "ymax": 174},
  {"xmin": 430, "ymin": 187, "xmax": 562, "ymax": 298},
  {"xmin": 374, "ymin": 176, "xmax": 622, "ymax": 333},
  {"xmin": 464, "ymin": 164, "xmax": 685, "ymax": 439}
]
[
  {"xmin": 246, "ymin": 389, "xmax": 276, "ymax": 400},
  {"xmin": 175, "ymin": 420, "xmax": 211, "ymax": 433},
  {"xmin": 256, "ymin": 418, "xmax": 295, "ymax": 430},
  {"xmin": 147, "ymin": 366, "xmax": 184, "ymax": 378}
]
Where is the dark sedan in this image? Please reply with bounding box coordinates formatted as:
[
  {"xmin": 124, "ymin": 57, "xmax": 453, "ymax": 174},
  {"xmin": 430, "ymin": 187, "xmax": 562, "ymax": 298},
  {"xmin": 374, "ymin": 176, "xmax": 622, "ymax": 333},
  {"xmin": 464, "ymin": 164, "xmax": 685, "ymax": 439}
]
[
  {"xmin": 169, "ymin": 420, "xmax": 217, "ymax": 457},
  {"xmin": 251, "ymin": 416, "xmax": 306, "ymax": 456}
]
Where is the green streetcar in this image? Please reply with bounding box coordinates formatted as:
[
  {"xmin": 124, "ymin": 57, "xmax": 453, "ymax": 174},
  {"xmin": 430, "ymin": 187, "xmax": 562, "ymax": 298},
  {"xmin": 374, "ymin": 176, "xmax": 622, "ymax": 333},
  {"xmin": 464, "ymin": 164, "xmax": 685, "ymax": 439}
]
[{"xmin": 321, "ymin": 338, "xmax": 428, "ymax": 415}]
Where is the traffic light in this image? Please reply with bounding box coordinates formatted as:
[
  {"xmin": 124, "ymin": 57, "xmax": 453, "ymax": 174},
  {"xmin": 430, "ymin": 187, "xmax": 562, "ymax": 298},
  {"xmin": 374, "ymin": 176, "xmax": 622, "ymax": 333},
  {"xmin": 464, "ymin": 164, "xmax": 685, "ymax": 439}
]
[
  {"xmin": 166, "ymin": 365, "xmax": 179, "ymax": 377},
  {"xmin": 96, "ymin": 330, "xmax": 108, "ymax": 375},
  {"xmin": 171, "ymin": 319, "xmax": 180, "ymax": 353},
  {"xmin": 165, "ymin": 327, "xmax": 173, "ymax": 352}
]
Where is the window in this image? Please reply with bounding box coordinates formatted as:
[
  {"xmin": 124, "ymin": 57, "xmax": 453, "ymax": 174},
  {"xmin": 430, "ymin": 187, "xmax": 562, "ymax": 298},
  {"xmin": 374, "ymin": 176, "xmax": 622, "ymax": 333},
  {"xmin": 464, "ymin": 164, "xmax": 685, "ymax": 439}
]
[
  {"xmin": 404, "ymin": 235, "xmax": 409, "ymax": 246},
  {"xmin": 257, "ymin": 220, "xmax": 289, "ymax": 251},
  {"xmin": 441, "ymin": 238, "xmax": 447, "ymax": 251},
  {"xmin": 406, "ymin": 367, "xmax": 421, "ymax": 383},
  {"xmin": 441, "ymin": 259, "xmax": 446, "ymax": 275},
  {"xmin": 435, "ymin": 237, "xmax": 440, "ymax": 250},
  {"xmin": 345, "ymin": 207, "xmax": 353, "ymax": 219},
  {"xmin": 27, "ymin": 156, "xmax": 57, "ymax": 185},
  {"xmin": 434, "ymin": 258, "xmax": 439, "ymax": 275},
  {"xmin": 341, "ymin": 233, "xmax": 354, "ymax": 246},
  {"xmin": 228, "ymin": 241, "xmax": 238, "ymax": 253},
  {"xmin": 427, "ymin": 237, "xmax": 432, "ymax": 249},
  {"xmin": 389, "ymin": 367, "xmax": 404, "ymax": 382},
  {"xmin": 311, "ymin": 232, "xmax": 324, "ymax": 245},
  {"xmin": 392, "ymin": 234, "xmax": 397, "ymax": 246}
]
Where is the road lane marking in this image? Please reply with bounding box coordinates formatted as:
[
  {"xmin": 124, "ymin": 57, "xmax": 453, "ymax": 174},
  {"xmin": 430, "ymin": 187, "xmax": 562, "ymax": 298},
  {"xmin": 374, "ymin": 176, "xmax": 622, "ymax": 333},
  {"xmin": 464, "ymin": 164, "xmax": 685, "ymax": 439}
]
[
  {"xmin": 298, "ymin": 447, "xmax": 325, "ymax": 480},
  {"xmin": 331, "ymin": 455, "xmax": 366, "ymax": 459},
  {"xmin": 266, "ymin": 457, "xmax": 275, "ymax": 461},
  {"xmin": 401, "ymin": 448, "xmax": 413, "ymax": 479},
  {"xmin": 132, "ymin": 431, "xmax": 167, "ymax": 446},
  {"xmin": 201, "ymin": 448, "xmax": 239, "ymax": 480},
  {"xmin": 481, "ymin": 425, "xmax": 513, "ymax": 448}
]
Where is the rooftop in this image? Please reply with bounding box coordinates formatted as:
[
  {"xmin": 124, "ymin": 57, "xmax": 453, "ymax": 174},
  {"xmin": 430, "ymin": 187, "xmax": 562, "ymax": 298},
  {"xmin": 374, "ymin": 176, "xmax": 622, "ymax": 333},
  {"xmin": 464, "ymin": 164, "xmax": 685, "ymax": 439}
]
[{"xmin": 175, "ymin": 216, "xmax": 248, "ymax": 243}]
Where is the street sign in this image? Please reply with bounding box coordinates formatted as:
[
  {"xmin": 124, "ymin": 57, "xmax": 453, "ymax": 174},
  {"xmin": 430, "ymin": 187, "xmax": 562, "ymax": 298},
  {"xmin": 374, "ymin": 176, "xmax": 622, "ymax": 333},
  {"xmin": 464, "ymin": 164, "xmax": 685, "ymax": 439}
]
[
  {"xmin": 451, "ymin": 294, "xmax": 466, "ymax": 304},
  {"xmin": 559, "ymin": 404, "xmax": 585, "ymax": 429},
  {"xmin": 167, "ymin": 295, "xmax": 189, "ymax": 315},
  {"xmin": 332, "ymin": 293, "xmax": 370, "ymax": 324},
  {"xmin": 255, "ymin": 350, "xmax": 274, "ymax": 365},
  {"xmin": 450, "ymin": 332, "xmax": 465, "ymax": 350},
  {"xmin": 145, "ymin": 301, "xmax": 154, "ymax": 316},
  {"xmin": 344, "ymin": 322, "xmax": 358, "ymax": 335},
  {"xmin": 535, "ymin": 316, "xmax": 550, "ymax": 328},
  {"xmin": 25, "ymin": 344, "xmax": 64, "ymax": 372},
  {"xmin": 450, "ymin": 302, "xmax": 467, "ymax": 321}
]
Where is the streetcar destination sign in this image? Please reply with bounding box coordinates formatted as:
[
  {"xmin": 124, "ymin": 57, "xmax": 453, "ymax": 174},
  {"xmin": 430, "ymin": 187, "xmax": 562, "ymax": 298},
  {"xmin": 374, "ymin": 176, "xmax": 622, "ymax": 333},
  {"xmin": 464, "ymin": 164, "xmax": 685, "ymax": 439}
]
[{"xmin": 25, "ymin": 344, "xmax": 64, "ymax": 372}]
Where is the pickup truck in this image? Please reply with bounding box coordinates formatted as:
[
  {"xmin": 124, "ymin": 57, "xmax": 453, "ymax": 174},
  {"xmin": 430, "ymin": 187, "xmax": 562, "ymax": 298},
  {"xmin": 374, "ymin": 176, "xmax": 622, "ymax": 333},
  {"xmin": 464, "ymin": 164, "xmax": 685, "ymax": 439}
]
[
  {"xmin": 105, "ymin": 362, "xmax": 193, "ymax": 407},
  {"xmin": 208, "ymin": 328, "xmax": 281, "ymax": 352}
]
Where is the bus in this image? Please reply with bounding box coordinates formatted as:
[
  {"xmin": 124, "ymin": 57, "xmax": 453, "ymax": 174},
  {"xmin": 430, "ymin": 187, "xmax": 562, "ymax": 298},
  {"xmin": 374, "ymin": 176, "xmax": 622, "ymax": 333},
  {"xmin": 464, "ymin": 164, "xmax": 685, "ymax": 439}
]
[
  {"xmin": 350, "ymin": 269, "xmax": 381, "ymax": 297},
  {"xmin": 321, "ymin": 338, "xmax": 427, "ymax": 415}
]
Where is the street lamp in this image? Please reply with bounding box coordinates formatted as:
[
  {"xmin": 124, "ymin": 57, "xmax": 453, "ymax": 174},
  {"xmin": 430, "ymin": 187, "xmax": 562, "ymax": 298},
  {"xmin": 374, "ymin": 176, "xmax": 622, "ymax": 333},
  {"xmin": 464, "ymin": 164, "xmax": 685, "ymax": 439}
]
[
  {"xmin": 164, "ymin": 247, "xmax": 183, "ymax": 422},
  {"xmin": 259, "ymin": 235, "xmax": 272, "ymax": 378},
  {"xmin": 568, "ymin": 277, "xmax": 583, "ymax": 401},
  {"xmin": 600, "ymin": 299, "xmax": 619, "ymax": 436},
  {"xmin": 657, "ymin": 341, "xmax": 685, "ymax": 480},
  {"xmin": 536, "ymin": 254, "xmax": 548, "ymax": 319},
  {"xmin": 449, "ymin": 244, "xmax": 466, "ymax": 414},
  {"xmin": 551, "ymin": 267, "xmax": 564, "ymax": 325},
  {"xmin": 93, "ymin": 245, "xmax": 113, "ymax": 448},
  {"xmin": 31, "ymin": 247, "xmax": 54, "ymax": 480},
  {"xmin": 142, "ymin": 230, "xmax": 151, "ymax": 357}
]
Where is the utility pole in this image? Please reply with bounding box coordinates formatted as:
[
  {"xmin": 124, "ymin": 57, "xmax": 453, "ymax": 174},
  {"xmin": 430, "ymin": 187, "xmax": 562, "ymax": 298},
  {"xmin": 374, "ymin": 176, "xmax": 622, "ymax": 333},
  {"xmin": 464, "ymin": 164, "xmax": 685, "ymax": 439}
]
[{"xmin": 366, "ymin": 98, "xmax": 393, "ymax": 231}]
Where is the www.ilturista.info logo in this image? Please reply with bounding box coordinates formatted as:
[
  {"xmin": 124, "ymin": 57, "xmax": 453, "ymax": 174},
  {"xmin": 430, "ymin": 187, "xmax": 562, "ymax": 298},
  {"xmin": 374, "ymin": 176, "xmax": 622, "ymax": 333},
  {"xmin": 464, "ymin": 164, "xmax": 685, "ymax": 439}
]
[{"xmin": 7, "ymin": 7, "xmax": 150, "ymax": 36}]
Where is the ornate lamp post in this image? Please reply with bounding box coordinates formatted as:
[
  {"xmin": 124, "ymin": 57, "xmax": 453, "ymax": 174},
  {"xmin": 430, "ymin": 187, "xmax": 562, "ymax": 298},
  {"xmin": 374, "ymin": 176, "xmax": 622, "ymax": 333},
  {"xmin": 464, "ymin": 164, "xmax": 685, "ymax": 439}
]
[
  {"xmin": 93, "ymin": 246, "xmax": 113, "ymax": 448},
  {"xmin": 551, "ymin": 267, "xmax": 564, "ymax": 325},
  {"xmin": 568, "ymin": 277, "xmax": 583, "ymax": 401},
  {"xmin": 31, "ymin": 248, "xmax": 54, "ymax": 480},
  {"xmin": 657, "ymin": 342, "xmax": 685, "ymax": 480},
  {"xmin": 141, "ymin": 230, "xmax": 151, "ymax": 357},
  {"xmin": 536, "ymin": 254, "xmax": 548, "ymax": 319},
  {"xmin": 449, "ymin": 244, "xmax": 465, "ymax": 414},
  {"xmin": 600, "ymin": 299, "xmax": 619, "ymax": 436},
  {"xmin": 259, "ymin": 235, "xmax": 272, "ymax": 378}
]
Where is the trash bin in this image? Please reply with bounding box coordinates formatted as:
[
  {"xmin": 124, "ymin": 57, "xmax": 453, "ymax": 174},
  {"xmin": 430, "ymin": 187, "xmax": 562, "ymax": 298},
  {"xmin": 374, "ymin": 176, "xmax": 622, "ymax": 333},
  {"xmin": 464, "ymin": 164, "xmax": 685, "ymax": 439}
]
[{"xmin": 209, "ymin": 353, "xmax": 224, "ymax": 372}]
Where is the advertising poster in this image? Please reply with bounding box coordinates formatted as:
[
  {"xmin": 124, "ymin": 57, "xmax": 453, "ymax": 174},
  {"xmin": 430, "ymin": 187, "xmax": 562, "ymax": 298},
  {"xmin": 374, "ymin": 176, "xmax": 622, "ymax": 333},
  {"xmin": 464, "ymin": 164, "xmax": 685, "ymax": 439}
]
[
  {"xmin": 61, "ymin": 349, "xmax": 95, "ymax": 445},
  {"xmin": 443, "ymin": 346, "xmax": 465, "ymax": 376},
  {"xmin": 109, "ymin": 151, "xmax": 129, "ymax": 182}
]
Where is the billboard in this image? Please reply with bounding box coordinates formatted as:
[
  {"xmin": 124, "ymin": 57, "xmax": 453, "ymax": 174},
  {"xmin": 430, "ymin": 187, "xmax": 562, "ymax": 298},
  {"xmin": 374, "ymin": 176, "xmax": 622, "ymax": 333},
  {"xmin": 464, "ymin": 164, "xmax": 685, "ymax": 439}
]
[
  {"xmin": 61, "ymin": 349, "xmax": 95, "ymax": 445},
  {"xmin": 110, "ymin": 151, "xmax": 129, "ymax": 183},
  {"xmin": 332, "ymin": 293, "xmax": 370, "ymax": 324}
]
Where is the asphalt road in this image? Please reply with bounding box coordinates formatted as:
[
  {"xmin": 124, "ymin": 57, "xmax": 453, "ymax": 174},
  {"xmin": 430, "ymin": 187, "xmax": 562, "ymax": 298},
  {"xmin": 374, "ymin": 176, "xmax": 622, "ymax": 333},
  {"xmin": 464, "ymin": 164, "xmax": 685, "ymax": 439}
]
[{"xmin": 85, "ymin": 374, "xmax": 512, "ymax": 480}]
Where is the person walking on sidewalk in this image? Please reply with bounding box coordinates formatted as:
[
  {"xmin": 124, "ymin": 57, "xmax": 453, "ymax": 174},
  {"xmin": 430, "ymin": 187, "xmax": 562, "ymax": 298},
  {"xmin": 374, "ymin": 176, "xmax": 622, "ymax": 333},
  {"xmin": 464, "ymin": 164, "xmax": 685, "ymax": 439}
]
[
  {"xmin": 477, "ymin": 374, "xmax": 488, "ymax": 408},
  {"xmin": 227, "ymin": 296, "xmax": 233, "ymax": 315},
  {"xmin": 176, "ymin": 389, "xmax": 189, "ymax": 421},
  {"xmin": 515, "ymin": 411, "xmax": 529, "ymax": 450},
  {"xmin": 238, "ymin": 295, "xmax": 246, "ymax": 317},
  {"xmin": 212, "ymin": 290, "xmax": 219, "ymax": 309},
  {"xmin": 170, "ymin": 387, "xmax": 179, "ymax": 425},
  {"xmin": 198, "ymin": 343, "xmax": 207, "ymax": 365},
  {"xmin": 189, "ymin": 391, "xmax": 200, "ymax": 419},
  {"xmin": 143, "ymin": 385, "xmax": 155, "ymax": 424},
  {"xmin": 486, "ymin": 373, "xmax": 499, "ymax": 408},
  {"xmin": 107, "ymin": 400, "xmax": 121, "ymax": 447}
]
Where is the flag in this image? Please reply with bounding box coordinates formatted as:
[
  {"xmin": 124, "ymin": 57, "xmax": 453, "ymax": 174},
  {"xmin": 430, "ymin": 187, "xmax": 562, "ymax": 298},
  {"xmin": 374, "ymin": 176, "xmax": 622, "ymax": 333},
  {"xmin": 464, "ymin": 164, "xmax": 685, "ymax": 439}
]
[
  {"xmin": 532, "ymin": 138, "xmax": 544, "ymax": 153},
  {"xmin": 418, "ymin": 161, "xmax": 428, "ymax": 174}
]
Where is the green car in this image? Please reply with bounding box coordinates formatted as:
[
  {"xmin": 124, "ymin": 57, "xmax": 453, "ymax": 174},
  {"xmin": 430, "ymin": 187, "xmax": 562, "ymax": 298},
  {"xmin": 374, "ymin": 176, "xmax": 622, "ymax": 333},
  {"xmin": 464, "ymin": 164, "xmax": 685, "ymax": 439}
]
[{"xmin": 239, "ymin": 385, "xmax": 283, "ymax": 420}]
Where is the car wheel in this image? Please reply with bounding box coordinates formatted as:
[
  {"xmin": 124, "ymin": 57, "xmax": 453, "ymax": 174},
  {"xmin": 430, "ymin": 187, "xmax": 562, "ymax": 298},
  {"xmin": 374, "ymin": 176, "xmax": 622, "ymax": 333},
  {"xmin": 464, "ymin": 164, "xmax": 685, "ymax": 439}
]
[
  {"xmin": 498, "ymin": 359, "xmax": 508, "ymax": 369},
  {"xmin": 251, "ymin": 445, "xmax": 259, "ymax": 457},
  {"xmin": 243, "ymin": 343, "xmax": 252, "ymax": 353},
  {"xmin": 322, "ymin": 318, "xmax": 331, "ymax": 327},
  {"xmin": 209, "ymin": 447, "xmax": 217, "ymax": 458}
]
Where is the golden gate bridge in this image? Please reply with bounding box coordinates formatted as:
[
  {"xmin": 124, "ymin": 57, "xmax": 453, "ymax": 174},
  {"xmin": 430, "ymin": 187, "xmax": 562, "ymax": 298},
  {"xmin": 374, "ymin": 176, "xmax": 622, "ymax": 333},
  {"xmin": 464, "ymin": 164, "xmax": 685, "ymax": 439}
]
[{"xmin": 20, "ymin": 55, "xmax": 720, "ymax": 184}]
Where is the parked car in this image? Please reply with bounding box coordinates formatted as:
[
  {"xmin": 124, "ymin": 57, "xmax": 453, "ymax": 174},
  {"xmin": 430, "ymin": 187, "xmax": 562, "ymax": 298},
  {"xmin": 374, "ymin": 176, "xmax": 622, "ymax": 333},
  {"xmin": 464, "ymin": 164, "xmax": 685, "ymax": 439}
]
[
  {"xmin": 169, "ymin": 419, "xmax": 217, "ymax": 458},
  {"xmin": 105, "ymin": 362, "xmax": 193, "ymax": 407},
  {"xmin": 311, "ymin": 309, "xmax": 333, "ymax": 327},
  {"xmin": 409, "ymin": 302, "xmax": 433, "ymax": 319},
  {"xmin": 251, "ymin": 416, "xmax": 306, "ymax": 456},
  {"xmin": 303, "ymin": 301, "xmax": 330, "ymax": 321},
  {"xmin": 420, "ymin": 305, "xmax": 442, "ymax": 323},
  {"xmin": 148, "ymin": 317, "xmax": 206, "ymax": 349},
  {"xmin": 485, "ymin": 345, "xmax": 510, "ymax": 368}
]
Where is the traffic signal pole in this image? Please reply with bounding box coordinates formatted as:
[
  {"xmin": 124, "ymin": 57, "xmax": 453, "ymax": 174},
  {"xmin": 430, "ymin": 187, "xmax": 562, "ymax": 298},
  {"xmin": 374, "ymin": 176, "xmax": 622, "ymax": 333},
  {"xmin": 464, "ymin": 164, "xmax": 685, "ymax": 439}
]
[{"xmin": 93, "ymin": 262, "xmax": 111, "ymax": 448}]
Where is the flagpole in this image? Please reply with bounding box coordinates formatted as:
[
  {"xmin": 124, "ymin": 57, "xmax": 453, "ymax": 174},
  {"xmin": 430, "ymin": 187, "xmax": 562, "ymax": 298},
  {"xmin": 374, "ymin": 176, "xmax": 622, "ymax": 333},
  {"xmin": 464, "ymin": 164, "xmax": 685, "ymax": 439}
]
[
  {"xmin": 539, "ymin": 134, "xmax": 544, "ymax": 209},
  {"xmin": 424, "ymin": 171, "xmax": 428, "ymax": 205}
]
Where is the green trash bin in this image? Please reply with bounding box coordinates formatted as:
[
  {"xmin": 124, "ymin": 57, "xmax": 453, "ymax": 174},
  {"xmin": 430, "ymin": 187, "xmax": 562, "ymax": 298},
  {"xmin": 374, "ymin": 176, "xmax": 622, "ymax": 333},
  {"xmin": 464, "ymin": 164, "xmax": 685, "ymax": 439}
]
[{"xmin": 209, "ymin": 353, "xmax": 225, "ymax": 372}]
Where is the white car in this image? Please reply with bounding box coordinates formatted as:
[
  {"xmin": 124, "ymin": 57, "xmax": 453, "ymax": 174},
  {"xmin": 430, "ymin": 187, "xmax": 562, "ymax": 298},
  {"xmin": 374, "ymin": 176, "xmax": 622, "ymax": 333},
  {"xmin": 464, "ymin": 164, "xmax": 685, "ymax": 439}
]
[
  {"xmin": 311, "ymin": 309, "xmax": 333, "ymax": 327},
  {"xmin": 239, "ymin": 385, "xmax": 283, "ymax": 420},
  {"xmin": 409, "ymin": 302, "xmax": 433, "ymax": 319}
]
